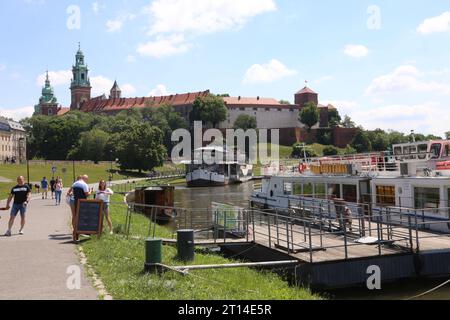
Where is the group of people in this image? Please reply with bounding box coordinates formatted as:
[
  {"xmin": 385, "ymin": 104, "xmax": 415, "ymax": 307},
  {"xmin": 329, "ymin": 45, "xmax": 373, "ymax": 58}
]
[
  {"xmin": 2, "ymin": 174, "xmax": 114, "ymax": 238},
  {"xmin": 40, "ymin": 177, "xmax": 63, "ymax": 205}
]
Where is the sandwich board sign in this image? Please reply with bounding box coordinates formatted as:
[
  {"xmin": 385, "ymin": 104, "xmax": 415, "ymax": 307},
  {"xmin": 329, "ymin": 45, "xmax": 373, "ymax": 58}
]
[{"xmin": 74, "ymin": 200, "xmax": 104, "ymax": 241}]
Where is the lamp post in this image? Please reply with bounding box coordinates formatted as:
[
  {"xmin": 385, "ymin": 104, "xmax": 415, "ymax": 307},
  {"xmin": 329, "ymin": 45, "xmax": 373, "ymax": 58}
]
[
  {"xmin": 19, "ymin": 137, "xmax": 30, "ymax": 184},
  {"xmin": 71, "ymin": 144, "xmax": 76, "ymax": 182}
]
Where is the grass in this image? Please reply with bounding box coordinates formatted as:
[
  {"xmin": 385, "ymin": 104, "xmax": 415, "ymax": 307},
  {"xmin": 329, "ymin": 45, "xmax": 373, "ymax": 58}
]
[{"xmin": 80, "ymin": 192, "xmax": 320, "ymax": 300}]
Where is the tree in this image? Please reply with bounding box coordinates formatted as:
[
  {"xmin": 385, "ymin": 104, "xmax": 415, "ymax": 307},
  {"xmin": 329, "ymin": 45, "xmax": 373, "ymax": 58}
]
[
  {"xmin": 292, "ymin": 143, "xmax": 318, "ymax": 159},
  {"xmin": 368, "ymin": 129, "xmax": 390, "ymax": 151},
  {"xmin": 446, "ymin": 131, "xmax": 450, "ymax": 140},
  {"xmin": 323, "ymin": 146, "xmax": 339, "ymax": 156},
  {"xmin": 342, "ymin": 115, "xmax": 356, "ymax": 128},
  {"xmin": 328, "ymin": 109, "xmax": 342, "ymax": 127},
  {"xmin": 70, "ymin": 129, "xmax": 109, "ymax": 162},
  {"xmin": 299, "ymin": 102, "xmax": 319, "ymax": 131},
  {"xmin": 113, "ymin": 122, "xmax": 167, "ymax": 172},
  {"xmin": 279, "ymin": 100, "xmax": 291, "ymax": 105},
  {"xmin": 351, "ymin": 130, "xmax": 372, "ymax": 153},
  {"xmin": 233, "ymin": 115, "xmax": 257, "ymax": 130},
  {"xmin": 191, "ymin": 94, "xmax": 228, "ymax": 128}
]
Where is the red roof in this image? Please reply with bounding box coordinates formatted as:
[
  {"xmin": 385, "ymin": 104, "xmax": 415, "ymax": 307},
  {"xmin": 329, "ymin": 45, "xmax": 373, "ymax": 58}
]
[
  {"xmin": 57, "ymin": 107, "xmax": 70, "ymax": 116},
  {"xmin": 296, "ymin": 86, "xmax": 317, "ymax": 95},
  {"xmin": 224, "ymin": 97, "xmax": 282, "ymax": 106},
  {"xmin": 79, "ymin": 90, "xmax": 210, "ymax": 113}
]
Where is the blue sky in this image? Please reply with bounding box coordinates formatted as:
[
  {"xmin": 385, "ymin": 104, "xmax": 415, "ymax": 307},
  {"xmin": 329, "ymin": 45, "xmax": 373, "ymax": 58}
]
[{"xmin": 0, "ymin": 0, "xmax": 449, "ymax": 136}]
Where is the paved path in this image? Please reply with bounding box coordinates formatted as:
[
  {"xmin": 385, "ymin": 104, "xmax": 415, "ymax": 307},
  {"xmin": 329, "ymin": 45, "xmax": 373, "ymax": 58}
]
[{"xmin": 0, "ymin": 178, "xmax": 147, "ymax": 300}]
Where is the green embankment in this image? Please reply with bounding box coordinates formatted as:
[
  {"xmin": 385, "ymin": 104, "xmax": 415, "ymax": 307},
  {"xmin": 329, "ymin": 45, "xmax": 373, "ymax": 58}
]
[{"xmin": 80, "ymin": 192, "xmax": 320, "ymax": 300}]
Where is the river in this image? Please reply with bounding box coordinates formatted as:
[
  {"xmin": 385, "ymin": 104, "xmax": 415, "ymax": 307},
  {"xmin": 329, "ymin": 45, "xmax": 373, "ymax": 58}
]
[{"xmin": 172, "ymin": 182, "xmax": 450, "ymax": 300}]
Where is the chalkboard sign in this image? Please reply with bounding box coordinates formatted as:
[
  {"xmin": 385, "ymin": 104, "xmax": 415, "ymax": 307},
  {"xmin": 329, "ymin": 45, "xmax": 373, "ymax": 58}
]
[{"xmin": 74, "ymin": 200, "xmax": 104, "ymax": 241}]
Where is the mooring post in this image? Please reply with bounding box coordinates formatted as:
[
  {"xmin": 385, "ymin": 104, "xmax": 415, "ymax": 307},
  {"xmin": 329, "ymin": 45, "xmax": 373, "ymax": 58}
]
[
  {"xmin": 408, "ymin": 214, "xmax": 414, "ymax": 253},
  {"xmin": 145, "ymin": 238, "xmax": 163, "ymax": 273},
  {"xmin": 177, "ymin": 230, "xmax": 195, "ymax": 263}
]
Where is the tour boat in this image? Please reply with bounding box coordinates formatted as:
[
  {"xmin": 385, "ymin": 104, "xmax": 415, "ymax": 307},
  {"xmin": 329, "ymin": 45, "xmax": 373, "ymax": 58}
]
[
  {"xmin": 251, "ymin": 140, "xmax": 450, "ymax": 233},
  {"xmin": 185, "ymin": 146, "xmax": 253, "ymax": 187}
]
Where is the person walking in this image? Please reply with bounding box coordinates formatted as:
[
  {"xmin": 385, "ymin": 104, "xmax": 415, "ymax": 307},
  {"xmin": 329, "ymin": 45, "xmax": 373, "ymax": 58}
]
[
  {"xmin": 55, "ymin": 177, "xmax": 63, "ymax": 206},
  {"xmin": 50, "ymin": 177, "xmax": 56, "ymax": 200},
  {"xmin": 41, "ymin": 177, "xmax": 49, "ymax": 200},
  {"xmin": 68, "ymin": 175, "xmax": 93, "ymax": 238},
  {"xmin": 4, "ymin": 176, "xmax": 31, "ymax": 237},
  {"xmin": 95, "ymin": 180, "xmax": 114, "ymax": 234}
]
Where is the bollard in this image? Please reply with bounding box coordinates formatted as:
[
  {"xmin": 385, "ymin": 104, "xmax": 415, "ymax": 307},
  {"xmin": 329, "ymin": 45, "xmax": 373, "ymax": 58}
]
[
  {"xmin": 177, "ymin": 229, "xmax": 195, "ymax": 262},
  {"xmin": 145, "ymin": 238, "xmax": 162, "ymax": 273}
]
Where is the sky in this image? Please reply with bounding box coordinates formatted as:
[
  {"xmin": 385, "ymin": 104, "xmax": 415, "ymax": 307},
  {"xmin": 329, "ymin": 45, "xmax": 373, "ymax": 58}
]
[{"xmin": 0, "ymin": 0, "xmax": 449, "ymax": 137}]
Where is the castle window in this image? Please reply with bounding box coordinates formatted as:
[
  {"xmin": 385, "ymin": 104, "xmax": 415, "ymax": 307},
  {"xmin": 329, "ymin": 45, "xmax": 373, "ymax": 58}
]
[
  {"xmin": 81, "ymin": 73, "xmax": 85, "ymax": 80},
  {"xmin": 48, "ymin": 109, "xmax": 53, "ymax": 116},
  {"xmin": 265, "ymin": 108, "xmax": 270, "ymax": 112}
]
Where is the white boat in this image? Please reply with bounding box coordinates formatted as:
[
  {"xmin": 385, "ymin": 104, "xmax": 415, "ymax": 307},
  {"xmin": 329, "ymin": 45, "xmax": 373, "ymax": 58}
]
[
  {"xmin": 185, "ymin": 146, "xmax": 253, "ymax": 187},
  {"xmin": 251, "ymin": 140, "xmax": 450, "ymax": 233}
]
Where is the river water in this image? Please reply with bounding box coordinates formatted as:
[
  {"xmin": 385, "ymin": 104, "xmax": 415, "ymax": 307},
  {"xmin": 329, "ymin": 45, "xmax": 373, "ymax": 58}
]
[{"xmin": 172, "ymin": 182, "xmax": 450, "ymax": 300}]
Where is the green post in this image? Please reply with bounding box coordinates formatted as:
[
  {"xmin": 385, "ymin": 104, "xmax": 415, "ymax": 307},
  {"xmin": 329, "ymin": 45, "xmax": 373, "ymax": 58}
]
[{"xmin": 145, "ymin": 238, "xmax": 162, "ymax": 273}]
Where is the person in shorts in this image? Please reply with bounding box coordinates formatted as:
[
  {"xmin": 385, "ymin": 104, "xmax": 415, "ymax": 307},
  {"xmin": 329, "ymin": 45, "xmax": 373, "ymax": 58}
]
[
  {"xmin": 4, "ymin": 176, "xmax": 31, "ymax": 237},
  {"xmin": 95, "ymin": 180, "xmax": 114, "ymax": 234},
  {"xmin": 41, "ymin": 177, "xmax": 49, "ymax": 200},
  {"xmin": 50, "ymin": 177, "xmax": 56, "ymax": 199}
]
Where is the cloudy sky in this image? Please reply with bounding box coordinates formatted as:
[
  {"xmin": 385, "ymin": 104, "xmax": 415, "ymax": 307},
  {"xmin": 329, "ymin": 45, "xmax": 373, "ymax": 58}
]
[{"xmin": 0, "ymin": 0, "xmax": 449, "ymax": 136}]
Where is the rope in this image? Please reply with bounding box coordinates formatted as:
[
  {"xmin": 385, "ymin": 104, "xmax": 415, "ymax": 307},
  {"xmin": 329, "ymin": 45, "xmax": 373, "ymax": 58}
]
[{"xmin": 405, "ymin": 278, "xmax": 450, "ymax": 300}]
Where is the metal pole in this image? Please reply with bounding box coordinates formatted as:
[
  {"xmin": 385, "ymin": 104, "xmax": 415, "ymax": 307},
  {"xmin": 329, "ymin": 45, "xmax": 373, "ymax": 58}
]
[
  {"xmin": 308, "ymin": 222, "xmax": 313, "ymax": 263},
  {"xmin": 268, "ymin": 215, "xmax": 272, "ymax": 248},
  {"xmin": 286, "ymin": 219, "xmax": 290, "ymax": 254},
  {"xmin": 415, "ymin": 210, "xmax": 420, "ymax": 253},
  {"xmin": 408, "ymin": 215, "xmax": 414, "ymax": 253}
]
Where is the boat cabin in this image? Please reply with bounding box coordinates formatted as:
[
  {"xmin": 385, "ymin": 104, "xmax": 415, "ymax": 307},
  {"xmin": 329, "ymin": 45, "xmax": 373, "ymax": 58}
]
[{"xmin": 134, "ymin": 186, "xmax": 175, "ymax": 222}]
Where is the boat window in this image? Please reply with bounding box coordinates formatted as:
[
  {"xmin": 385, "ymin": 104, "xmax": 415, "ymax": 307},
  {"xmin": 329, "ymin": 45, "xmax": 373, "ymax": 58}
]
[
  {"xmin": 293, "ymin": 183, "xmax": 302, "ymax": 195},
  {"xmin": 283, "ymin": 183, "xmax": 293, "ymax": 195},
  {"xmin": 303, "ymin": 183, "xmax": 313, "ymax": 197},
  {"xmin": 418, "ymin": 144, "xmax": 428, "ymax": 160},
  {"xmin": 343, "ymin": 184, "xmax": 357, "ymax": 203},
  {"xmin": 315, "ymin": 183, "xmax": 326, "ymax": 199},
  {"xmin": 328, "ymin": 184, "xmax": 341, "ymax": 199},
  {"xmin": 394, "ymin": 147, "xmax": 402, "ymax": 155},
  {"xmin": 430, "ymin": 143, "xmax": 442, "ymax": 159},
  {"xmin": 376, "ymin": 185, "xmax": 396, "ymax": 207},
  {"xmin": 444, "ymin": 144, "xmax": 450, "ymax": 158},
  {"xmin": 414, "ymin": 187, "xmax": 440, "ymax": 214}
]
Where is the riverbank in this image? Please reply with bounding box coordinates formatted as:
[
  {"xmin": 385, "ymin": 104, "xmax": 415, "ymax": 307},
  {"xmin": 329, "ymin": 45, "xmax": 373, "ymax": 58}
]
[{"xmin": 80, "ymin": 192, "xmax": 320, "ymax": 300}]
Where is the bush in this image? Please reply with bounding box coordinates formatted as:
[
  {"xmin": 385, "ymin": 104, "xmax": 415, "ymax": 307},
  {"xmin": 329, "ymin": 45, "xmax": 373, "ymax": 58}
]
[
  {"xmin": 323, "ymin": 146, "xmax": 339, "ymax": 156},
  {"xmin": 292, "ymin": 143, "xmax": 318, "ymax": 159}
]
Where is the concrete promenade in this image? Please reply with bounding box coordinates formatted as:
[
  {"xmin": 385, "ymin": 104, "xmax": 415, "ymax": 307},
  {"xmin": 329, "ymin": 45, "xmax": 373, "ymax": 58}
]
[{"xmin": 0, "ymin": 178, "xmax": 146, "ymax": 300}]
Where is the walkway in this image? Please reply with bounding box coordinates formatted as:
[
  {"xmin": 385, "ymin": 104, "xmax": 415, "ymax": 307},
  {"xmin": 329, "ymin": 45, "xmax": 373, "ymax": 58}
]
[{"xmin": 0, "ymin": 178, "xmax": 145, "ymax": 300}]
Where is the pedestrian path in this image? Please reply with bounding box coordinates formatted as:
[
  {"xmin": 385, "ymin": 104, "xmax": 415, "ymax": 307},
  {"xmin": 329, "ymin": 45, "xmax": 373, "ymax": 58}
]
[{"xmin": 0, "ymin": 178, "xmax": 146, "ymax": 300}]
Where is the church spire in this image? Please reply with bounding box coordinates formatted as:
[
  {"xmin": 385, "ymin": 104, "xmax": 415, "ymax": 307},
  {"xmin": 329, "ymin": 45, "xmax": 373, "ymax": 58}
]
[{"xmin": 70, "ymin": 44, "xmax": 92, "ymax": 110}]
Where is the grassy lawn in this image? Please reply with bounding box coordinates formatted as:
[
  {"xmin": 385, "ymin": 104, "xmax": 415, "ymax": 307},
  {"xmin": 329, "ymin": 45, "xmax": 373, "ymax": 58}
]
[{"xmin": 80, "ymin": 193, "xmax": 320, "ymax": 300}]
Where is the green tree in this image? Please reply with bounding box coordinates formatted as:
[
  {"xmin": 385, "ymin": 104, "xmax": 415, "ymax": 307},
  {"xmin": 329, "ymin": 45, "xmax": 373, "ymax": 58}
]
[
  {"xmin": 70, "ymin": 129, "xmax": 109, "ymax": 162},
  {"xmin": 446, "ymin": 131, "xmax": 450, "ymax": 140},
  {"xmin": 113, "ymin": 123, "xmax": 167, "ymax": 173},
  {"xmin": 323, "ymin": 146, "xmax": 339, "ymax": 156},
  {"xmin": 368, "ymin": 129, "xmax": 390, "ymax": 151},
  {"xmin": 299, "ymin": 102, "xmax": 319, "ymax": 131},
  {"xmin": 279, "ymin": 100, "xmax": 291, "ymax": 105},
  {"xmin": 342, "ymin": 115, "xmax": 356, "ymax": 128},
  {"xmin": 292, "ymin": 143, "xmax": 318, "ymax": 159},
  {"xmin": 328, "ymin": 109, "xmax": 342, "ymax": 128},
  {"xmin": 191, "ymin": 94, "xmax": 228, "ymax": 128},
  {"xmin": 233, "ymin": 115, "xmax": 257, "ymax": 130},
  {"xmin": 351, "ymin": 130, "xmax": 372, "ymax": 153}
]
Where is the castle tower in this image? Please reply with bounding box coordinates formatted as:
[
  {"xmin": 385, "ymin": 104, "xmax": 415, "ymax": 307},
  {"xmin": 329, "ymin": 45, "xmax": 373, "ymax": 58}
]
[
  {"xmin": 34, "ymin": 71, "xmax": 59, "ymax": 116},
  {"xmin": 109, "ymin": 81, "xmax": 121, "ymax": 99},
  {"xmin": 294, "ymin": 86, "xmax": 318, "ymax": 108},
  {"xmin": 70, "ymin": 43, "xmax": 91, "ymax": 110}
]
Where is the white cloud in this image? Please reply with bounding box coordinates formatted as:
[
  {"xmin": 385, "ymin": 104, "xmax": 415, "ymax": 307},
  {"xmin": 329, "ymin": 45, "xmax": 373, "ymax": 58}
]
[
  {"xmin": 144, "ymin": 0, "xmax": 276, "ymax": 35},
  {"xmin": 366, "ymin": 65, "xmax": 450, "ymax": 96},
  {"xmin": 351, "ymin": 102, "xmax": 448, "ymax": 137},
  {"xmin": 417, "ymin": 12, "xmax": 450, "ymax": 35},
  {"xmin": 148, "ymin": 84, "xmax": 170, "ymax": 96},
  {"xmin": 243, "ymin": 59, "xmax": 297, "ymax": 84},
  {"xmin": 121, "ymin": 83, "xmax": 137, "ymax": 95},
  {"xmin": 106, "ymin": 13, "xmax": 136, "ymax": 32},
  {"xmin": 139, "ymin": 0, "xmax": 276, "ymax": 58},
  {"xmin": 91, "ymin": 76, "xmax": 136, "ymax": 96},
  {"xmin": 0, "ymin": 106, "xmax": 34, "ymax": 121},
  {"xmin": 344, "ymin": 44, "xmax": 369, "ymax": 58},
  {"xmin": 36, "ymin": 70, "xmax": 72, "ymax": 87},
  {"xmin": 137, "ymin": 34, "xmax": 190, "ymax": 58},
  {"xmin": 0, "ymin": 65, "xmax": 5, "ymax": 72},
  {"xmin": 321, "ymin": 100, "xmax": 359, "ymax": 115},
  {"xmin": 126, "ymin": 54, "xmax": 137, "ymax": 63}
]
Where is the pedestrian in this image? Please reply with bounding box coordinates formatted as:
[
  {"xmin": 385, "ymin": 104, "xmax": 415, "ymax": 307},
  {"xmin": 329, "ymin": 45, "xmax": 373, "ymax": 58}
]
[
  {"xmin": 50, "ymin": 177, "xmax": 56, "ymax": 200},
  {"xmin": 34, "ymin": 183, "xmax": 40, "ymax": 195},
  {"xmin": 41, "ymin": 177, "xmax": 48, "ymax": 200},
  {"xmin": 96, "ymin": 180, "xmax": 114, "ymax": 234},
  {"xmin": 344, "ymin": 206, "xmax": 353, "ymax": 232},
  {"xmin": 68, "ymin": 175, "xmax": 93, "ymax": 238},
  {"xmin": 55, "ymin": 177, "xmax": 63, "ymax": 206},
  {"xmin": 4, "ymin": 176, "xmax": 31, "ymax": 237}
]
